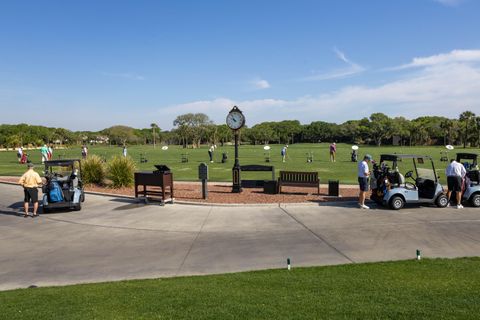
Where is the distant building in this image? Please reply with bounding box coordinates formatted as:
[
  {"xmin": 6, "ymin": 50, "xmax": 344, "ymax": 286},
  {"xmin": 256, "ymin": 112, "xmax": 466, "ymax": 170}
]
[{"xmin": 89, "ymin": 136, "xmax": 110, "ymax": 144}]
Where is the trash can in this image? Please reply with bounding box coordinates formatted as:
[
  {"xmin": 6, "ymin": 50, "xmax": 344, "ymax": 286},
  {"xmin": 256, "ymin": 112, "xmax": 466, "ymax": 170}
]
[
  {"xmin": 221, "ymin": 152, "xmax": 228, "ymax": 163},
  {"xmin": 264, "ymin": 180, "xmax": 278, "ymax": 194},
  {"xmin": 328, "ymin": 180, "xmax": 339, "ymax": 197}
]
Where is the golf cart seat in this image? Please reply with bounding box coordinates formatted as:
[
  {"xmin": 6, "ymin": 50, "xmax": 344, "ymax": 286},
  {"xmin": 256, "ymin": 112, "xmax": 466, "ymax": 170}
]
[
  {"xmin": 389, "ymin": 171, "xmax": 405, "ymax": 187},
  {"xmin": 398, "ymin": 173, "xmax": 405, "ymax": 185},
  {"xmin": 467, "ymin": 170, "xmax": 480, "ymax": 185}
]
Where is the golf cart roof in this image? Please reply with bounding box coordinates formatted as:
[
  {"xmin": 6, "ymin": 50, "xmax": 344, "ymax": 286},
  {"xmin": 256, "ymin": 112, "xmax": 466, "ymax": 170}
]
[
  {"xmin": 380, "ymin": 154, "xmax": 432, "ymax": 161},
  {"xmin": 456, "ymin": 153, "xmax": 479, "ymax": 160},
  {"xmin": 44, "ymin": 159, "xmax": 81, "ymax": 167}
]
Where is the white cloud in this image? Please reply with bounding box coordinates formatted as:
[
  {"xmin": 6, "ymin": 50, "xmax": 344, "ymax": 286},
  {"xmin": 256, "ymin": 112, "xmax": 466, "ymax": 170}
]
[
  {"xmin": 251, "ymin": 78, "xmax": 271, "ymax": 89},
  {"xmin": 391, "ymin": 49, "xmax": 480, "ymax": 70},
  {"xmin": 101, "ymin": 72, "xmax": 145, "ymax": 80},
  {"xmin": 301, "ymin": 48, "xmax": 365, "ymax": 81},
  {"xmin": 161, "ymin": 58, "xmax": 480, "ymax": 128},
  {"xmin": 433, "ymin": 0, "xmax": 464, "ymax": 6}
]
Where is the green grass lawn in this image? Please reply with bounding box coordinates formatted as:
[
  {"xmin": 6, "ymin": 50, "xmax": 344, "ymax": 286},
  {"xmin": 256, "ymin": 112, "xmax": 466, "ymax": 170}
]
[
  {"xmin": 1, "ymin": 258, "xmax": 479, "ymax": 319},
  {"xmin": 1, "ymin": 143, "xmax": 479, "ymax": 183}
]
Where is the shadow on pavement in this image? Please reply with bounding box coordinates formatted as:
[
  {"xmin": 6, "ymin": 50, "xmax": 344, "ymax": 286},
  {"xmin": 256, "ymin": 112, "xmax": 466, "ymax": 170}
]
[
  {"xmin": 108, "ymin": 197, "xmax": 165, "ymax": 210},
  {"xmin": 109, "ymin": 198, "xmax": 137, "ymax": 204},
  {"xmin": 306, "ymin": 200, "xmax": 388, "ymax": 210},
  {"xmin": 8, "ymin": 201, "xmax": 24, "ymax": 209},
  {"xmin": 0, "ymin": 208, "xmax": 24, "ymax": 217}
]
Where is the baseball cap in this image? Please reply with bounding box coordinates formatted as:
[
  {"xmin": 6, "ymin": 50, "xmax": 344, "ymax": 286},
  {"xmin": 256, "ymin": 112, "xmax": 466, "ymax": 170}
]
[
  {"xmin": 364, "ymin": 154, "xmax": 372, "ymax": 160},
  {"xmin": 27, "ymin": 162, "xmax": 34, "ymax": 168}
]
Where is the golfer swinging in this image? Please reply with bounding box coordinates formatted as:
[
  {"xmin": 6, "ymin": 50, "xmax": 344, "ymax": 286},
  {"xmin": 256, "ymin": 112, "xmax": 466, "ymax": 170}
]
[
  {"xmin": 329, "ymin": 142, "xmax": 336, "ymax": 162},
  {"xmin": 281, "ymin": 145, "xmax": 287, "ymax": 162},
  {"xmin": 18, "ymin": 162, "xmax": 43, "ymax": 217}
]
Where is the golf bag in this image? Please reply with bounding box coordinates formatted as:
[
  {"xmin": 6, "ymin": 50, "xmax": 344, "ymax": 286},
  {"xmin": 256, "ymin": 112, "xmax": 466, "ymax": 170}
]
[
  {"xmin": 48, "ymin": 181, "xmax": 64, "ymax": 203},
  {"xmin": 351, "ymin": 150, "xmax": 358, "ymax": 162},
  {"xmin": 20, "ymin": 153, "xmax": 28, "ymax": 164}
]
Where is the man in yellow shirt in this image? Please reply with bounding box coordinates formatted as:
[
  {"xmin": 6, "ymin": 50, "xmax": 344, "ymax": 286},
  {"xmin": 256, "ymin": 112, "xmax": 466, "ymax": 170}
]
[{"xmin": 18, "ymin": 162, "xmax": 43, "ymax": 217}]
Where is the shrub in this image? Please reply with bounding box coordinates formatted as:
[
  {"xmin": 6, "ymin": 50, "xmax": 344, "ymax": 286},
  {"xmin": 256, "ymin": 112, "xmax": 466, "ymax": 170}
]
[
  {"xmin": 81, "ymin": 155, "xmax": 106, "ymax": 185},
  {"xmin": 107, "ymin": 156, "xmax": 136, "ymax": 188}
]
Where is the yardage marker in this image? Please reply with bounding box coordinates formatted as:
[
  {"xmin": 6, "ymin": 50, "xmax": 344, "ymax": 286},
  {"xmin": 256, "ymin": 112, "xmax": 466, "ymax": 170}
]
[{"xmin": 278, "ymin": 206, "xmax": 355, "ymax": 263}]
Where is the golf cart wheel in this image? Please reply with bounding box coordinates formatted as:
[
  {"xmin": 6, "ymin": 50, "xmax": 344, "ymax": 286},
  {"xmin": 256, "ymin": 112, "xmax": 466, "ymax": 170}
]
[
  {"xmin": 471, "ymin": 194, "xmax": 480, "ymax": 207},
  {"xmin": 80, "ymin": 192, "xmax": 85, "ymax": 202},
  {"xmin": 73, "ymin": 203, "xmax": 82, "ymax": 211},
  {"xmin": 43, "ymin": 207, "xmax": 50, "ymax": 213},
  {"xmin": 389, "ymin": 196, "xmax": 404, "ymax": 210},
  {"xmin": 436, "ymin": 194, "xmax": 449, "ymax": 208}
]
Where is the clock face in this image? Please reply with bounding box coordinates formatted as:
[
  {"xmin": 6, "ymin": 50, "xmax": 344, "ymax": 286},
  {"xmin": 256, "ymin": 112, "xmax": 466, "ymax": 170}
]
[{"xmin": 226, "ymin": 111, "xmax": 245, "ymax": 130}]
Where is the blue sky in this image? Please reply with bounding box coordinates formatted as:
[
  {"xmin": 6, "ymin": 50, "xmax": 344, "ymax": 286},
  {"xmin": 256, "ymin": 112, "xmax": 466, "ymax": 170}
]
[{"xmin": 1, "ymin": 0, "xmax": 479, "ymax": 130}]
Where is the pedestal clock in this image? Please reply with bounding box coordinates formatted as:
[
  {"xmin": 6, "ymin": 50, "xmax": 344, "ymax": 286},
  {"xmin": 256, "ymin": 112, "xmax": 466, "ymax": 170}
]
[{"xmin": 226, "ymin": 106, "xmax": 245, "ymax": 193}]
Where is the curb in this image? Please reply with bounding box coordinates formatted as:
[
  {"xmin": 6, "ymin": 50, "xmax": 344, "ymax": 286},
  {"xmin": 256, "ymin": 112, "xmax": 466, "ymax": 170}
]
[
  {"xmin": 0, "ymin": 180, "xmax": 358, "ymax": 208},
  {"xmin": 83, "ymin": 191, "xmax": 321, "ymax": 207},
  {"xmin": 0, "ymin": 180, "xmax": 18, "ymax": 186}
]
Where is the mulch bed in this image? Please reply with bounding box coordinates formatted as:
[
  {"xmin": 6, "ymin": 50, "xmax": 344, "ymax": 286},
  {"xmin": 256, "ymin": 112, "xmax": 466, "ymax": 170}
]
[{"xmin": 1, "ymin": 177, "xmax": 358, "ymax": 204}]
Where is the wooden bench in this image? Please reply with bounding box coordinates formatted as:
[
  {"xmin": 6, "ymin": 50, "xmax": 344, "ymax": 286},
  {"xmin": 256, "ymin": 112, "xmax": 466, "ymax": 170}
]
[
  {"xmin": 278, "ymin": 171, "xmax": 320, "ymax": 194},
  {"xmin": 240, "ymin": 164, "xmax": 275, "ymax": 188}
]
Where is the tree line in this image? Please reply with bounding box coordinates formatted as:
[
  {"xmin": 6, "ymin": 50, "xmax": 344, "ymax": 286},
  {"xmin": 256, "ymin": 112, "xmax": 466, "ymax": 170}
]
[{"xmin": 1, "ymin": 111, "xmax": 479, "ymax": 148}]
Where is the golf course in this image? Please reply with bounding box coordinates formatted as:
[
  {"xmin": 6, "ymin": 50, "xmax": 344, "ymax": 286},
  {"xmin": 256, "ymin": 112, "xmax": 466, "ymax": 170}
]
[{"xmin": 1, "ymin": 143, "xmax": 478, "ymax": 183}]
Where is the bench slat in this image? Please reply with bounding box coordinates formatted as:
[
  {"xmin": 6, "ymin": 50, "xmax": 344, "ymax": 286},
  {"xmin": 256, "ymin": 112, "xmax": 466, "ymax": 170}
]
[{"xmin": 278, "ymin": 171, "xmax": 320, "ymax": 194}]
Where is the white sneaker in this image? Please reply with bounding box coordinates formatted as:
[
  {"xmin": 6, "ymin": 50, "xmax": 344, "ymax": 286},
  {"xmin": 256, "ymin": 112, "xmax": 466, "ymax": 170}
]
[
  {"xmin": 446, "ymin": 203, "xmax": 451, "ymax": 208},
  {"xmin": 457, "ymin": 204, "xmax": 464, "ymax": 209},
  {"xmin": 360, "ymin": 204, "xmax": 370, "ymax": 209}
]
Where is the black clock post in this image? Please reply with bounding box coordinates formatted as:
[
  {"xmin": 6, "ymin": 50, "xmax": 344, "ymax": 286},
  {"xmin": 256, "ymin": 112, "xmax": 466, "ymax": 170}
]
[
  {"xmin": 226, "ymin": 106, "xmax": 245, "ymax": 193},
  {"xmin": 232, "ymin": 130, "xmax": 242, "ymax": 193}
]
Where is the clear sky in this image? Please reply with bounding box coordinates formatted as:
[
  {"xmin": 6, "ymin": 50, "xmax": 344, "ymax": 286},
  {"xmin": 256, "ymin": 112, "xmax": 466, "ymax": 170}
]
[{"xmin": 1, "ymin": 0, "xmax": 479, "ymax": 131}]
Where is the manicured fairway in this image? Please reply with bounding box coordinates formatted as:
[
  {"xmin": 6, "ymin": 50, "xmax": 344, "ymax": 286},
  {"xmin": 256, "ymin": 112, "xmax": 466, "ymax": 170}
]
[
  {"xmin": 1, "ymin": 144, "xmax": 478, "ymax": 183},
  {"xmin": 0, "ymin": 258, "xmax": 479, "ymax": 319}
]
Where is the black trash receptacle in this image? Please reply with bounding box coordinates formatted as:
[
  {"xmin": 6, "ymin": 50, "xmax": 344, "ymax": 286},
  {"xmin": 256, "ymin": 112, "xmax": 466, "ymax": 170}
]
[
  {"xmin": 264, "ymin": 180, "xmax": 278, "ymax": 194},
  {"xmin": 328, "ymin": 180, "xmax": 339, "ymax": 197},
  {"xmin": 221, "ymin": 152, "xmax": 228, "ymax": 163}
]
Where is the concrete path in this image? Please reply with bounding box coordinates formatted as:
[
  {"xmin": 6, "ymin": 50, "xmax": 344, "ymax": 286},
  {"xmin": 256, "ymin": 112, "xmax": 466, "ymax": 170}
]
[{"xmin": 1, "ymin": 183, "xmax": 479, "ymax": 291}]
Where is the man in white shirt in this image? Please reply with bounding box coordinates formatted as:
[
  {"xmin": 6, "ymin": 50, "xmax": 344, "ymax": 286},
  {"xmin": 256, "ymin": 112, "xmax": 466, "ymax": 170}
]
[
  {"xmin": 81, "ymin": 145, "xmax": 88, "ymax": 159},
  {"xmin": 208, "ymin": 145, "xmax": 215, "ymax": 163},
  {"xmin": 358, "ymin": 154, "xmax": 372, "ymax": 209},
  {"xmin": 446, "ymin": 159, "xmax": 467, "ymax": 209},
  {"xmin": 17, "ymin": 146, "xmax": 23, "ymax": 163}
]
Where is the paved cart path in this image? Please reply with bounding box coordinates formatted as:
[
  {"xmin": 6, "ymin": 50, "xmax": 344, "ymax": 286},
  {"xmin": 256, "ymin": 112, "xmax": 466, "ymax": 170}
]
[{"xmin": 1, "ymin": 183, "xmax": 479, "ymax": 291}]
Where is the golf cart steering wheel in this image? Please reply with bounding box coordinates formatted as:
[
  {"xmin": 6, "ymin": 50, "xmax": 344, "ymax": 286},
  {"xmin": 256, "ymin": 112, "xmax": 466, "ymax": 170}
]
[{"xmin": 405, "ymin": 170, "xmax": 414, "ymax": 180}]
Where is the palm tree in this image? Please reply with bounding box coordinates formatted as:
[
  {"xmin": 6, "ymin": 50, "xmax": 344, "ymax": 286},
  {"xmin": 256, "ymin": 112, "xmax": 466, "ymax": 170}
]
[
  {"xmin": 475, "ymin": 116, "xmax": 480, "ymax": 147},
  {"xmin": 150, "ymin": 123, "xmax": 158, "ymax": 148},
  {"xmin": 440, "ymin": 119, "xmax": 453, "ymax": 146},
  {"xmin": 459, "ymin": 111, "xmax": 476, "ymax": 148}
]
